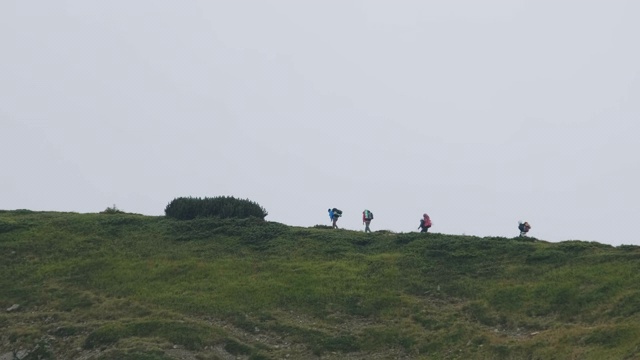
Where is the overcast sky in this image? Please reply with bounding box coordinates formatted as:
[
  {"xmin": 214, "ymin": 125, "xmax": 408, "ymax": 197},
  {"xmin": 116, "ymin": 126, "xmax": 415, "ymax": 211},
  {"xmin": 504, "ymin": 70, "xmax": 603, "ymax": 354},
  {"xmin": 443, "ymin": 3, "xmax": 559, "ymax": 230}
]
[{"xmin": 2, "ymin": 1, "xmax": 639, "ymax": 245}]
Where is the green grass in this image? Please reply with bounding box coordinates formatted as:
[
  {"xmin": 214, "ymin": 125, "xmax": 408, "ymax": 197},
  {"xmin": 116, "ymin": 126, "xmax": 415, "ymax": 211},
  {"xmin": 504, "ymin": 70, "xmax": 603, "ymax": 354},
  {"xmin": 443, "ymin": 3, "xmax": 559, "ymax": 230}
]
[{"xmin": 1, "ymin": 210, "xmax": 640, "ymax": 359}]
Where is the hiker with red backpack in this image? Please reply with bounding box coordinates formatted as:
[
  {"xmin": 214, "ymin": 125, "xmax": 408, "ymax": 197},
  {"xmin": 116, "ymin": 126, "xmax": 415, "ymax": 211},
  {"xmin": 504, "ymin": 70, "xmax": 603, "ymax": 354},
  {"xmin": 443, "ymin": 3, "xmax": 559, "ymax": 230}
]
[
  {"xmin": 362, "ymin": 209, "xmax": 374, "ymax": 233},
  {"xmin": 418, "ymin": 213, "xmax": 432, "ymax": 233}
]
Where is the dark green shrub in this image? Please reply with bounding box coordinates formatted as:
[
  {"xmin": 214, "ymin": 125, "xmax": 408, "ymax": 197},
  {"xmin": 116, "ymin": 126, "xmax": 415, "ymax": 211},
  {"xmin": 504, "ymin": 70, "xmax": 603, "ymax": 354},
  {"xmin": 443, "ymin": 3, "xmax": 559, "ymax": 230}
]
[
  {"xmin": 100, "ymin": 204, "xmax": 125, "ymax": 214},
  {"xmin": 164, "ymin": 196, "xmax": 268, "ymax": 220}
]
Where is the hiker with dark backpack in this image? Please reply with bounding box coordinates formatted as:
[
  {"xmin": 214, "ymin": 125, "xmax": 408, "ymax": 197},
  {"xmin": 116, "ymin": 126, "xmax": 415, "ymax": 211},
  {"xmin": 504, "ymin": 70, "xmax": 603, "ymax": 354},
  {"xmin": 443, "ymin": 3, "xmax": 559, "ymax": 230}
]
[
  {"xmin": 362, "ymin": 209, "xmax": 374, "ymax": 233},
  {"xmin": 518, "ymin": 221, "xmax": 531, "ymax": 237},
  {"xmin": 418, "ymin": 213, "xmax": 432, "ymax": 233},
  {"xmin": 328, "ymin": 208, "xmax": 342, "ymax": 229}
]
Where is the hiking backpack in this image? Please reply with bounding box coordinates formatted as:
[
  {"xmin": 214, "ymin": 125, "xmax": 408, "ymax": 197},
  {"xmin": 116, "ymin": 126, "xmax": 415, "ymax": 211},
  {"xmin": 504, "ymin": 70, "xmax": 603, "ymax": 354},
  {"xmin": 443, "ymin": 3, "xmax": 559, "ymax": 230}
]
[
  {"xmin": 364, "ymin": 210, "xmax": 373, "ymax": 220},
  {"xmin": 333, "ymin": 208, "xmax": 343, "ymax": 217}
]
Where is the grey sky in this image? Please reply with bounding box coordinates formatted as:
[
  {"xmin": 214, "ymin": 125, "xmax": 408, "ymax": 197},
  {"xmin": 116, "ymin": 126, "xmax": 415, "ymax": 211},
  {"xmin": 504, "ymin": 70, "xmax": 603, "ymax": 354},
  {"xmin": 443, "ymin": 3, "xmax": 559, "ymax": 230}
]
[{"xmin": 2, "ymin": 1, "xmax": 639, "ymax": 245}]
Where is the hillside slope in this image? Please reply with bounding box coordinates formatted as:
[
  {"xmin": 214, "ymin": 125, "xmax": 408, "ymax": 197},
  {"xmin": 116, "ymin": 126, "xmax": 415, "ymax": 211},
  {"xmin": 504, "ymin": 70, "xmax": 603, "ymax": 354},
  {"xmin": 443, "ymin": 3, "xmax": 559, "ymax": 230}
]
[{"xmin": 1, "ymin": 210, "xmax": 640, "ymax": 359}]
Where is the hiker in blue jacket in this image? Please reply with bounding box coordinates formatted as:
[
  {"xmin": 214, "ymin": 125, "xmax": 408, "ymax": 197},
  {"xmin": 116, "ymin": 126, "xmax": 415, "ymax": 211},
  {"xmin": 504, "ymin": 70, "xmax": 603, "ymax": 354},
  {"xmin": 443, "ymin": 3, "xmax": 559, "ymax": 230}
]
[{"xmin": 328, "ymin": 208, "xmax": 342, "ymax": 229}]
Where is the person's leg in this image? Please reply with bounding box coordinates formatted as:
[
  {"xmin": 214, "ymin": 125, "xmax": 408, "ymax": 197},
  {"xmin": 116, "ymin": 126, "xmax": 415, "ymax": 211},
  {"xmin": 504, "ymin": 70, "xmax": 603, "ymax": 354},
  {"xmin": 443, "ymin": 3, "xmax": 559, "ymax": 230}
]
[
  {"xmin": 333, "ymin": 217, "xmax": 338, "ymax": 229},
  {"xmin": 365, "ymin": 221, "xmax": 371, "ymax": 233}
]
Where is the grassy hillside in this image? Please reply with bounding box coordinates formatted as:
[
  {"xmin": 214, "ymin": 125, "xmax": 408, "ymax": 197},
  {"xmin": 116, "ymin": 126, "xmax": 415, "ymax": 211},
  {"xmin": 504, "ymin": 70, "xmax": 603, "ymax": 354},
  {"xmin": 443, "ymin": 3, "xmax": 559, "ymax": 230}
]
[{"xmin": 1, "ymin": 210, "xmax": 640, "ymax": 359}]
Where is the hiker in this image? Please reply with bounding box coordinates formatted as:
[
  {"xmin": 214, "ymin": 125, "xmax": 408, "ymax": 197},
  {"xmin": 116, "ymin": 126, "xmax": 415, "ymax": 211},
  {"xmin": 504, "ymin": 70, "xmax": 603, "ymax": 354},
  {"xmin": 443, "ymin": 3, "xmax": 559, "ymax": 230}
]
[
  {"xmin": 362, "ymin": 209, "xmax": 374, "ymax": 233},
  {"xmin": 418, "ymin": 213, "xmax": 432, "ymax": 233},
  {"xmin": 328, "ymin": 208, "xmax": 342, "ymax": 229},
  {"xmin": 518, "ymin": 221, "xmax": 531, "ymax": 237}
]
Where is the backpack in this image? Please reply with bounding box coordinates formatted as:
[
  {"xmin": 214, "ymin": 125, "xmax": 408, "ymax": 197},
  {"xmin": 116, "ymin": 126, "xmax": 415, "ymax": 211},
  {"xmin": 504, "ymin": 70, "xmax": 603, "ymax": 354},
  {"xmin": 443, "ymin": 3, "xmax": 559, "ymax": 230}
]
[
  {"xmin": 364, "ymin": 210, "xmax": 373, "ymax": 220},
  {"xmin": 518, "ymin": 223, "xmax": 525, "ymax": 232},
  {"xmin": 333, "ymin": 208, "xmax": 343, "ymax": 217},
  {"xmin": 424, "ymin": 216, "xmax": 432, "ymax": 227}
]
